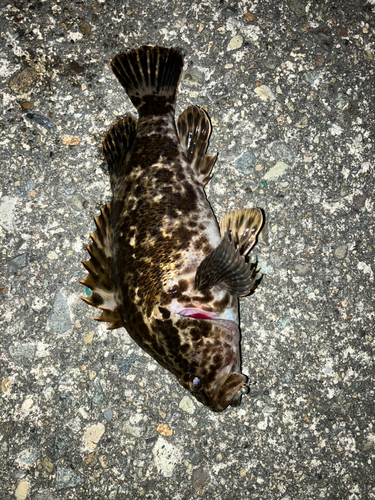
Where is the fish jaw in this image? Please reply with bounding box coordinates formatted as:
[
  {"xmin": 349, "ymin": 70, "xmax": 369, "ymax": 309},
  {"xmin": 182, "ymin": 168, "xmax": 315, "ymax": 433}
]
[
  {"xmin": 186, "ymin": 371, "xmax": 249, "ymax": 412},
  {"xmin": 166, "ymin": 316, "xmax": 249, "ymax": 412}
]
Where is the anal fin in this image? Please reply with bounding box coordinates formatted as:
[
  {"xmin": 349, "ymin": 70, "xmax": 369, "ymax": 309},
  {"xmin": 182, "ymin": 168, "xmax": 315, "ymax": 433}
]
[
  {"xmin": 80, "ymin": 202, "xmax": 123, "ymax": 330},
  {"xmin": 195, "ymin": 208, "xmax": 263, "ymax": 297},
  {"xmin": 177, "ymin": 105, "xmax": 217, "ymax": 186},
  {"xmin": 103, "ymin": 116, "xmax": 137, "ymax": 190}
]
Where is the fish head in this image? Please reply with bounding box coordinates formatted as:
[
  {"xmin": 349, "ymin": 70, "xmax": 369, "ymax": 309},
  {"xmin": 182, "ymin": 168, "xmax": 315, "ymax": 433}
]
[
  {"xmin": 180, "ymin": 370, "xmax": 249, "ymax": 412},
  {"xmin": 176, "ymin": 319, "xmax": 250, "ymax": 412}
]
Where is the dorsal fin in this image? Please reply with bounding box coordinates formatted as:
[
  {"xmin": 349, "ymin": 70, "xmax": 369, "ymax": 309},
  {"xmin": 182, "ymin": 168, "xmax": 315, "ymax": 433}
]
[
  {"xmin": 195, "ymin": 208, "xmax": 263, "ymax": 296},
  {"xmin": 177, "ymin": 105, "xmax": 217, "ymax": 186},
  {"xmin": 103, "ymin": 116, "xmax": 137, "ymax": 191},
  {"xmin": 80, "ymin": 202, "xmax": 123, "ymax": 330}
]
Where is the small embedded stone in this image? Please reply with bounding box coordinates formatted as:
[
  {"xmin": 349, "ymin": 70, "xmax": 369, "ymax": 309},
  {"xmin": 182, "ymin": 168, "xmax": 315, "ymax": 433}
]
[
  {"xmin": 42, "ymin": 457, "xmax": 54, "ymax": 473},
  {"xmin": 83, "ymin": 423, "xmax": 105, "ymax": 449},
  {"xmin": 9, "ymin": 68, "xmax": 39, "ymax": 94},
  {"xmin": 0, "ymin": 196, "xmax": 17, "ymax": 231},
  {"xmin": 227, "ymin": 35, "xmax": 243, "ymax": 51},
  {"xmin": 15, "ymin": 481, "xmax": 29, "ymax": 500},
  {"xmin": 68, "ymin": 194, "xmax": 85, "ymax": 211},
  {"xmin": 156, "ymin": 424, "xmax": 173, "ymax": 436},
  {"xmin": 48, "ymin": 292, "xmax": 72, "ymax": 334},
  {"xmin": 103, "ymin": 408, "xmax": 113, "ymax": 422},
  {"xmin": 296, "ymin": 116, "xmax": 308, "ymax": 128},
  {"xmin": 123, "ymin": 420, "xmax": 144, "ymax": 437},
  {"xmin": 21, "ymin": 101, "xmax": 32, "ymax": 110},
  {"xmin": 62, "ymin": 135, "xmax": 80, "ymax": 146},
  {"xmin": 334, "ymin": 244, "xmax": 348, "ymax": 260},
  {"xmin": 234, "ymin": 151, "xmax": 256, "ymax": 175},
  {"xmin": 182, "ymin": 68, "xmax": 203, "ymax": 88},
  {"xmin": 152, "ymin": 437, "xmax": 181, "ymax": 477},
  {"xmin": 9, "ymin": 253, "xmax": 28, "ymax": 272},
  {"xmin": 269, "ymin": 141, "xmax": 295, "ymax": 165},
  {"xmin": 179, "ymin": 395, "xmax": 196, "ymax": 414},
  {"xmin": 47, "ymin": 251, "xmax": 59, "ymax": 260},
  {"xmin": 295, "ymin": 263, "xmax": 310, "ymax": 276},
  {"xmin": 70, "ymin": 61, "xmax": 85, "ymax": 74},
  {"xmin": 192, "ymin": 469, "xmax": 211, "ymax": 490},
  {"xmin": 244, "ymin": 12, "xmax": 256, "ymax": 21},
  {"xmin": 255, "ymin": 85, "xmax": 276, "ymax": 101},
  {"xmin": 55, "ymin": 467, "xmax": 84, "ymax": 490},
  {"xmin": 80, "ymin": 22, "xmax": 90, "ymax": 36},
  {"xmin": 264, "ymin": 162, "xmax": 289, "ymax": 180},
  {"xmin": 353, "ymin": 193, "xmax": 367, "ymax": 209},
  {"xmin": 84, "ymin": 452, "xmax": 98, "ymax": 466}
]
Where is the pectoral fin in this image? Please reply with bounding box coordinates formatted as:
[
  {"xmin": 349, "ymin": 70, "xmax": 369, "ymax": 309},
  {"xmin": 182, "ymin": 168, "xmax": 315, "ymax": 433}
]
[
  {"xmin": 220, "ymin": 208, "xmax": 263, "ymax": 255},
  {"xmin": 195, "ymin": 208, "xmax": 263, "ymax": 296},
  {"xmin": 177, "ymin": 105, "xmax": 217, "ymax": 186}
]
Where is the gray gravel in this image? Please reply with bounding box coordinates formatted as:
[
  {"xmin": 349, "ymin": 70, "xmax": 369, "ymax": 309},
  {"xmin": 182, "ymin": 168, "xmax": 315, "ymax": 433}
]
[{"xmin": 1, "ymin": 1, "xmax": 374, "ymax": 499}]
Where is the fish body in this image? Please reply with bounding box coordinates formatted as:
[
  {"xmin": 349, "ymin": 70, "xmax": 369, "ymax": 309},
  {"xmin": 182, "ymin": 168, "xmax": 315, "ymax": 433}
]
[{"xmin": 81, "ymin": 46, "xmax": 263, "ymax": 412}]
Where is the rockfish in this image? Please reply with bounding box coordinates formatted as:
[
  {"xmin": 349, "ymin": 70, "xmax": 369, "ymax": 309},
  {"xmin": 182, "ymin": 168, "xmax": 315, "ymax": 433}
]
[{"xmin": 81, "ymin": 46, "xmax": 263, "ymax": 412}]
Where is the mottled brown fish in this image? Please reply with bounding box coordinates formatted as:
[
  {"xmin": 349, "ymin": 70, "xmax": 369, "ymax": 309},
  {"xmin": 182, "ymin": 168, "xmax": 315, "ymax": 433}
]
[{"xmin": 81, "ymin": 46, "xmax": 263, "ymax": 412}]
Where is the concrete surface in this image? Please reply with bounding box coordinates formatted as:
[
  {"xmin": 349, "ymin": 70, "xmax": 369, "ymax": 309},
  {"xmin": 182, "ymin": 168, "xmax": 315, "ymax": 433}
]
[{"xmin": 1, "ymin": 0, "xmax": 374, "ymax": 499}]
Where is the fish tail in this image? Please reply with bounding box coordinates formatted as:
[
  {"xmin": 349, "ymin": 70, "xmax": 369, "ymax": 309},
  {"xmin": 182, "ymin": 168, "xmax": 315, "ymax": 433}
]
[{"xmin": 110, "ymin": 46, "xmax": 184, "ymax": 113}]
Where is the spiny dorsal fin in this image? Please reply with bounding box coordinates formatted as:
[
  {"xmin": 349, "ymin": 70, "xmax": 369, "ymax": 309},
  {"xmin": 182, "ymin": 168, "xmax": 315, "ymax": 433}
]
[
  {"xmin": 103, "ymin": 116, "xmax": 137, "ymax": 191},
  {"xmin": 80, "ymin": 202, "xmax": 123, "ymax": 330},
  {"xmin": 220, "ymin": 208, "xmax": 263, "ymax": 255},
  {"xmin": 110, "ymin": 46, "xmax": 184, "ymax": 112},
  {"xmin": 195, "ymin": 208, "xmax": 263, "ymax": 297},
  {"xmin": 177, "ymin": 105, "xmax": 217, "ymax": 186}
]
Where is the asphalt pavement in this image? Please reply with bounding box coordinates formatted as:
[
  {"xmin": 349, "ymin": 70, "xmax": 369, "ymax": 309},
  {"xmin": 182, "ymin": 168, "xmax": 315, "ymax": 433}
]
[{"xmin": 1, "ymin": 0, "xmax": 374, "ymax": 499}]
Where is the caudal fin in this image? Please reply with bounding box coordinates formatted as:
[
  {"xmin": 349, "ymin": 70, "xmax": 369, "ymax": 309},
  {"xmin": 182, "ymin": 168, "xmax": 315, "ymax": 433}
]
[{"xmin": 110, "ymin": 46, "xmax": 184, "ymax": 112}]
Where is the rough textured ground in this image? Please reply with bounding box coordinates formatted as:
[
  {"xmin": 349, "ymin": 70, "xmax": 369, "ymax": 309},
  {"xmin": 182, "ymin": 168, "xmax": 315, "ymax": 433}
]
[{"xmin": 1, "ymin": 0, "xmax": 374, "ymax": 499}]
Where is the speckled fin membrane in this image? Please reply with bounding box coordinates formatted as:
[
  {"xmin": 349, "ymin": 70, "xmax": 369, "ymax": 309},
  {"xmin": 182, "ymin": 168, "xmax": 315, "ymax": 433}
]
[
  {"xmin": 110, "ymin": 45, "xmax": 184, "ymax": 111},
  {"xmin": 220, "ymin": 208, "xmax": 263, "ymax": 256},
  {"xmin": 177, "ymin": 105, "xmax": 217, "ymax": 186},
  {"xmin": 103, "ymin": 116, "xmax": 137, "ymax": 191},
  {"xmin": 195, "ymin": 208, "xmax": 263, "ymax": 297},
  {"xmin": 80, "ymin": 202, "xmax": 123, "ymax": 330}
]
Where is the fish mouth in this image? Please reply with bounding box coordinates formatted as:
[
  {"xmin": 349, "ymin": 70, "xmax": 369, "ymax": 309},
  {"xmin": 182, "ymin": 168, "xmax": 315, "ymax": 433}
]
[
  {"xmin": 192, "ymin": 369, "xmax": 249, "ymax": 412},
  {"xmin": 177, "ymin": 308, "xmax": 217, "ymax": 320},
  {"xmin": 176, "ymin": 314, "xmax": 248, "ymax": 412},
  {"xmin": 205, "ymin": 352, "xmax": 248, "ymax": 412}
]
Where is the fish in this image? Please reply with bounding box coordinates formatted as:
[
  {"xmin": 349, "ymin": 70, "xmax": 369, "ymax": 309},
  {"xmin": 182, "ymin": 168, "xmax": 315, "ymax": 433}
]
[{"xmin": 80, "ymin": 46, "xmax": 264, "ymax": 412}]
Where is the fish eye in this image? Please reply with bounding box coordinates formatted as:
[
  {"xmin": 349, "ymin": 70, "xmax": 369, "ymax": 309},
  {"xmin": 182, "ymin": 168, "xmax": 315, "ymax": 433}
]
[
  {"xmin": 190, "ymin": 376, "xmax": 202, "ymax": 389},
  {"xmin": 239, "ymin": 385, "xmax": 250, "ymax": 395}
]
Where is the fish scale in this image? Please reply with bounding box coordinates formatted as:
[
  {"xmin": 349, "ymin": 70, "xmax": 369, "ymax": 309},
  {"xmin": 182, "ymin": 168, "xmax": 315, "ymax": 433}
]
[{"xmin": 81, "ymin": 46, "xmax": 264, "ymax": 412}]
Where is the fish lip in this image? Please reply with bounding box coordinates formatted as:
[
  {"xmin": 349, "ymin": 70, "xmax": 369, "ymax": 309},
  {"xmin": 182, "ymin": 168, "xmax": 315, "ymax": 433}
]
[
  {"xmin": 194, "ymin": 319, "xmax": 245, "ymax": 412},
  {"xmin": 194, "ymin": 370, "xmax": 248, "ymax": 412}
]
